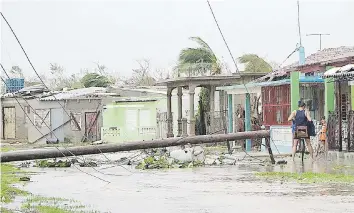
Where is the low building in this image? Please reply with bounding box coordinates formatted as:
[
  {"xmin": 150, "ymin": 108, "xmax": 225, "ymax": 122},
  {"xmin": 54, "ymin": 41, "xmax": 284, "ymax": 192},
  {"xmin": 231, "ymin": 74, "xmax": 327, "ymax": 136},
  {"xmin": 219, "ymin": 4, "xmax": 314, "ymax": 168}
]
[{"xmin": 1, "ymin": 86, "xmax": 116, "ymax": 144}]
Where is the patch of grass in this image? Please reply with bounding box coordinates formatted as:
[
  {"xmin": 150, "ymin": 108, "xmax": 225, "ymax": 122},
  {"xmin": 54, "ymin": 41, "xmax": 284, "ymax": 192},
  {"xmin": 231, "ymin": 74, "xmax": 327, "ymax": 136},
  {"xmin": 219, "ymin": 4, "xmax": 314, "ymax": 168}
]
[
  {"xmin": 21, "ymin": 195, "xmax": 101, "ymax": 213},
  {"xmin": 256, "ymin": 171, "xmax": 354, "ymax": 183},
  {"xmin": 0, "ymin": 147, "xmax": 15, "ymax": 152},
  {"xmin": 1, "ymin": 163, "xmax": 28, "ymax": 203},
  {"xmin": 35, "ymin": 205, "xmax": 71, "ymax": 213},
  {"xmin": 0, "ymin": 207, "xmax": 15, "ymax": 213}
]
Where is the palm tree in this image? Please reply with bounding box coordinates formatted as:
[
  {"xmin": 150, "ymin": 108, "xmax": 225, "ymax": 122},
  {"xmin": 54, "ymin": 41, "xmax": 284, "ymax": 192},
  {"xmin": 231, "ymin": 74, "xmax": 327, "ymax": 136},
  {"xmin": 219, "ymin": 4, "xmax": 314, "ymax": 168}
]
[
  {"xmin": 238, "ymin": 54, "xmax": 272, "ymax": 73},
  {"xmin": 176, "ymin": 37, "xmax": 221, "ymax": 76}
]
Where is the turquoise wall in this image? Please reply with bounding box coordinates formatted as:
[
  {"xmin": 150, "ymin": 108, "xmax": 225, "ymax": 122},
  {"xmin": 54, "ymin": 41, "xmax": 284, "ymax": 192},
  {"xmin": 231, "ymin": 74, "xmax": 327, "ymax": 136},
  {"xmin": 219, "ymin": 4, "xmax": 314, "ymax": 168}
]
[{"xmin": 102, "ymin": 101, "xmax": 158, "ymax": 143}]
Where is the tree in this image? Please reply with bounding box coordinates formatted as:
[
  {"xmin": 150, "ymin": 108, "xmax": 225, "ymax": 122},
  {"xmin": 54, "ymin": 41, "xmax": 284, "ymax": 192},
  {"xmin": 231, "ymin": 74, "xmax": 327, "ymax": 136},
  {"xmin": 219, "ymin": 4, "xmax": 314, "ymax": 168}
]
[
  {"xmin": 238, "ymin": 54, "xmax": 272, "ymax": 73},
  {"xmin": 94, "ymin": 62, "xmax": 107, "ymax": 75},
  {"xmin": 176, "ymin": 37, "xmax": 222, "ymax": 135},
  {"xmin": 9, "ymin": 65, "xmax": 24, "ymax": 78},
  {"xmin": 81, "ymin": 73, "xmax": 111, "ymax": 88},
  {"xmin": 176, "ymin": 37, "xmax": 221, "ymax": 76},
  {"xmin": 127, "ymin": 59, "xmax": 156, "ymax": 86}
]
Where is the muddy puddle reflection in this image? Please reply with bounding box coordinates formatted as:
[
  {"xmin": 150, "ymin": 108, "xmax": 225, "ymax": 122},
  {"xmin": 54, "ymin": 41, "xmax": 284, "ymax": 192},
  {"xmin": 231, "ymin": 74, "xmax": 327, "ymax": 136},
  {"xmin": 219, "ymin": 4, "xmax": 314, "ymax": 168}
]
[{"xmin": 19, "ymin": 155, "xmax": 354, "ymax": 213}]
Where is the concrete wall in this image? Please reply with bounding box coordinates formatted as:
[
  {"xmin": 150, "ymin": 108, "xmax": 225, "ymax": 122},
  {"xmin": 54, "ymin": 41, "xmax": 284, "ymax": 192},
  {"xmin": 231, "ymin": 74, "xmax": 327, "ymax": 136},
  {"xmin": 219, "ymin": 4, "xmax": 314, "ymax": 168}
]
[
  {"xmin": 102, "ymin": 101, "xmax": 158, "ymax": 143},
  {"xmin": 1, "ymin": 97, "xmax": 104, "ymax": 144}
]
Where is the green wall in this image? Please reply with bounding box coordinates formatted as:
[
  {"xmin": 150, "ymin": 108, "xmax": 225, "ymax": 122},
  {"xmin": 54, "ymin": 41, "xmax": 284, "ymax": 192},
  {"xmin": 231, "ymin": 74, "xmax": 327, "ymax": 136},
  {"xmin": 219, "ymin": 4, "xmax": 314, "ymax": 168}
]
[
  {"xmin": 102, "ymin": 101, "xmax": 158, "ymax": 143},
  {"xmin": 352, "ymin": 85, "xmax": 354, "ymax": 110},
  {"xmin": 324, "ymin": 66, "xmax": 335, "ymax": 119},
  {"xmin": 290, "ymin": 71, "xmax": 300, "ymax": 111}
]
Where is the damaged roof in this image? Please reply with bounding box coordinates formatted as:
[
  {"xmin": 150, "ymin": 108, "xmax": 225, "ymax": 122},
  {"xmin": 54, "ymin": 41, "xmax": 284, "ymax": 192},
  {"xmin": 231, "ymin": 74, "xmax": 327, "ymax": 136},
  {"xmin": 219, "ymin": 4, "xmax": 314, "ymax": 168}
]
[
  {"xmin": 39, "ymin": 87, "xmax": 112, "ymax": 101},
  {"xmin": 286, "ymin": 46, "xmax": 354, "ymax": 69},
  {"xmin": 253, "ymin": 46, "xmax": 354, "ymax": 83}
]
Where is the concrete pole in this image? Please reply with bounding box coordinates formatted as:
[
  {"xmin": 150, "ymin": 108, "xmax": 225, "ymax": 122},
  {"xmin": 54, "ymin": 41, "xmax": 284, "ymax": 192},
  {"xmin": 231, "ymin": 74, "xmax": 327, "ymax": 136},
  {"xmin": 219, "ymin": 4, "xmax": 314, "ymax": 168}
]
[
  {"xmin": 209, "ymin": 86, "xmax": 216, "ymax": 133},
  {"xmin": 1, "ymin": 130, "xmax": 271, "ymax": 163},
  {"xmin": 177, "ymin": 86, "xmax": 183, "ymax": 137},
  {"xmin": 189, "ymin": 85, "xmax": 196, "ymax": 136},
  {"xmin": 167, "ymin": 88, "xmax": 174, "ymax": 138},
  {"xmin": 245, "ymin": 93, "xmax": 252, "ymax": 151}
]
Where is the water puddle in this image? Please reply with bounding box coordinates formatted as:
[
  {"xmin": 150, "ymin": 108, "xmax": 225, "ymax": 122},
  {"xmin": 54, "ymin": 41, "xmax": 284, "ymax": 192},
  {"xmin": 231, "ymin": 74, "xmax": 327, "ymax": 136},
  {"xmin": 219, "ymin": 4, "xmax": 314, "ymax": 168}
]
[{"xmin": 5, "ymin": 153, "xmax": 354, "ymax": 213}]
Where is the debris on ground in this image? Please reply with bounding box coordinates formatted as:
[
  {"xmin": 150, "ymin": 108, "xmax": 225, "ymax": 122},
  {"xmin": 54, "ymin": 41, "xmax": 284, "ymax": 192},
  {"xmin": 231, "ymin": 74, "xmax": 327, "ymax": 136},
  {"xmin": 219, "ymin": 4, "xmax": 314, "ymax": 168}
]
[
  {"xmin": 79, "ymin": 161, "xmax": 98, "ymax": 167},
  {"xmin": 35, "ymin": 159, "xmax": 72, "ymax": 168},
  {"xmin": 277, "ymin": 160, "xmax": 288, "ymax": 165},
  {"xmin": 19, "ymin": 176, "xmax": 31, "ymax": 181}
]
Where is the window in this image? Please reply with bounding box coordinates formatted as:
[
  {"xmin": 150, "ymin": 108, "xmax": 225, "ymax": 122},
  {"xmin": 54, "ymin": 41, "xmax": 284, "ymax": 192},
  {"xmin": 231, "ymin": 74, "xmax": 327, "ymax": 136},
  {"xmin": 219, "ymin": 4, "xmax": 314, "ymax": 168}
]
[
  {"xmin": 71, "ymin": 113, "xmax": 82, "ymax": 131},
  {"xmin": 34, "ymin": 109, "xmax": 50, "ymax": 128}
]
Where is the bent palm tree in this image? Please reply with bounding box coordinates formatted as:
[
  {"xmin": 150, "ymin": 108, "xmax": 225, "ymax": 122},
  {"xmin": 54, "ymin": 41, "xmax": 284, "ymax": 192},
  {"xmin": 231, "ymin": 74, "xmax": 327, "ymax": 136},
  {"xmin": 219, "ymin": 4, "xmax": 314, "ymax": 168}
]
[
  {"xmin": 176, "ymin": 37, "xmax": 221, "ymax": 76},
  {"xmin": 238, "ymin": 54, "xmax": 272, "ymax": 73}
]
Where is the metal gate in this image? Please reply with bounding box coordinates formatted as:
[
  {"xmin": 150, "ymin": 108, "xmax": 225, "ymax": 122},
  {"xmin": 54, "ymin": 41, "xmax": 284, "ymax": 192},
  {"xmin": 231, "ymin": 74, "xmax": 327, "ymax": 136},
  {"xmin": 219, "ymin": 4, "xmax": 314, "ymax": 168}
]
[
  {"xmin": 3, "ymin": 107, "xmax": 16, "ymax": 139},
  {"xmin": 85, "ymin": 112, "xmax": 99, "ymax": 142},
  {"xmin": 204, "ymin": 110, "xmax": 228, "ymax": 135},
  {"xmin": 156, "ymin": 112, "xmax": 173, "ymax": 138},
  {"xmin": 348, "ymin": 110, "xmax": 354, "ymax": 151},
  {"xmin": 327, "ymin": 112, "xmax": 340, "ymax": 150}
]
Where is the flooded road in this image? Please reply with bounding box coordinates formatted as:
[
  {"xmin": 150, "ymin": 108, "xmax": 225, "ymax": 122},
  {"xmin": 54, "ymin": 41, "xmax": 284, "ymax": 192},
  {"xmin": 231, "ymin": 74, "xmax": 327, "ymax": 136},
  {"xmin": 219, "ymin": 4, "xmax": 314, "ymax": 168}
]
[{"xmin": 19, "ymin": 156, "xmax": 354, "ymax": 213}]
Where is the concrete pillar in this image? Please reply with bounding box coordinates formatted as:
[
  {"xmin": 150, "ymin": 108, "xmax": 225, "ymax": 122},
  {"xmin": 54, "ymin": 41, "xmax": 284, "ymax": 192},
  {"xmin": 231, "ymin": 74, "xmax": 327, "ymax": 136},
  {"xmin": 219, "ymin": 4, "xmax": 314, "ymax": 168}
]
[
  {"xmin": 177, "ymin": 87, "xmax": 183, "ymax": 137},
  {"xmin": 209, "ymin": 86, "xmax": 216, "ymax": 133},
  {"xmin": 290, "ymin": 71, "xmax": 300, "ymax": 112},
  {"xmin": 245, "ymin": 93, "xmax": 252, "ymax": 151},
  {"xmin": 227, "ymin": 94, "xmax": 233, "ymax": 152},
  {"xmin": 298, "ymin": 46, "xmax": 305, "ymax": 65},
  {"xmin": 167, "ymin": 87, "xmax": 174, "ymax": 138},
  {"xmin": 181, "ymin": 118, "xmax": 188, "ymax": 137},
  {"xmin": 227, "ymin": 94, "xmax": 233, "ymax": 134},
  {"xmin": 325, "ymin": 66, "xmax": 335, "ymax": 119},
  {"xmin": 189, "ymin": 85, "xmax": 196, "ymax": 136}
]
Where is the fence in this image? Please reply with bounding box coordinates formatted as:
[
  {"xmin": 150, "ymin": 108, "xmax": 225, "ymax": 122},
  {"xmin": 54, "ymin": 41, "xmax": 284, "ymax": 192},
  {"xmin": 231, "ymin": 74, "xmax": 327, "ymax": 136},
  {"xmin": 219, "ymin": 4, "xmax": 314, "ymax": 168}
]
[{"xmin": 327, "ymin": 110, "xmax": 354, "ymax": 152}]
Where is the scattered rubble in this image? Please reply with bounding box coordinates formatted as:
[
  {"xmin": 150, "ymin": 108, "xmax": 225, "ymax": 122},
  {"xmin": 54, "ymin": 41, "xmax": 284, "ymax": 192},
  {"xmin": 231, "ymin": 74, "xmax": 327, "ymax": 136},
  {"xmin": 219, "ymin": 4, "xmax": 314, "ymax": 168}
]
[{"xmin": 35, "ymin": 160, "xmax": 72, "ymax": 168}]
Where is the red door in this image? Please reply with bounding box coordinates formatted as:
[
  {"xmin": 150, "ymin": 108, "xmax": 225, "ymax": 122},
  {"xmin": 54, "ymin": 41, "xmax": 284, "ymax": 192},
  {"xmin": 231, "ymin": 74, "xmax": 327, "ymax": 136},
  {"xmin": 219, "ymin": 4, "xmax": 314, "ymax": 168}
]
[{"xmin": 85, "ymin": 112, "xmax": 98, "ymax": 142}]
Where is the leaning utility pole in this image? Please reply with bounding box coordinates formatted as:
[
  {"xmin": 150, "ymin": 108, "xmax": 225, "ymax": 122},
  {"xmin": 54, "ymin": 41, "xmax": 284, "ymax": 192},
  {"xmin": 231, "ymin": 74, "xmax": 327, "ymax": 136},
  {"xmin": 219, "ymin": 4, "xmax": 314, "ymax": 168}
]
[
  {"xmin": 1, "ymin": 130, "xmax": 274, "ymax": 164},
  {"xmin": 306, "ymin": 33, "xmax": 330, "ymax": 50}
]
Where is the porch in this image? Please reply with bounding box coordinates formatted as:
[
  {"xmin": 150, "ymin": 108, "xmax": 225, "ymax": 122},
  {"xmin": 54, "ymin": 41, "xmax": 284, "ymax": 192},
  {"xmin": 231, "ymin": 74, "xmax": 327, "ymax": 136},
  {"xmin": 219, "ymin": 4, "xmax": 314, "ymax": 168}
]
[{"xmin": 324, "ymin": 64, "xmax": 354, "ymax": 152}]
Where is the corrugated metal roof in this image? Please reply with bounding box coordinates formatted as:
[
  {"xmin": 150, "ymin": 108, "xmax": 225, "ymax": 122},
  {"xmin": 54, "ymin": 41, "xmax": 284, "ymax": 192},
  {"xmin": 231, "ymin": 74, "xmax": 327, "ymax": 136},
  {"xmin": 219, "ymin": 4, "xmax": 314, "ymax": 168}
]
[
  {"xmin": 324, "ymin": 64, "xmax": 354, "ymax": 78},
  {"xmin": 40, "ymin": 87, "xmax": 108, "ymax": 101}
]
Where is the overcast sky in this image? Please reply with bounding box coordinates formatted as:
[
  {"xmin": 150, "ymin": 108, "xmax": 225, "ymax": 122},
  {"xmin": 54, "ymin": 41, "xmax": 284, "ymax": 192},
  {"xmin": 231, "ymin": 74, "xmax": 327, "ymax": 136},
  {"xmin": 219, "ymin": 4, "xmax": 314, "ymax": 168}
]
[{"xmin": 1, "ymin": 0, "xmax": 353, "ymax": 78}]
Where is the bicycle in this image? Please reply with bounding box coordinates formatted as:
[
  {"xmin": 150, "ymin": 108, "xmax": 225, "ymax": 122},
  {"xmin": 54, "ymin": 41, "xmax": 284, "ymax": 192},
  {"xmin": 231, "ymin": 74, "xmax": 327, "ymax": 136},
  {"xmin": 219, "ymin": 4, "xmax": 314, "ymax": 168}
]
[{"xmin": 296, "ymin": 138, "xmax": 306, "ymax": 162}]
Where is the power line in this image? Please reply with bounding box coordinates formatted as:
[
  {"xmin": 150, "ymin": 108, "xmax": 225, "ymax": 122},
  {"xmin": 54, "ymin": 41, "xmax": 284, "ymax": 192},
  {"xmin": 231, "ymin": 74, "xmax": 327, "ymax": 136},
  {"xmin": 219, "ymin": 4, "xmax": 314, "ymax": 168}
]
[
  {"xmin": 0, "ymin": 12, "xmax": 119, "ymax": 167},
  {"xmin": 205, "ymin": 0, "xmax": 284, "ymax": 159},
  {"xmin": 0, "ymin": 12, "xmax": 74, "ymax": 122},
  {"xmin": 0, "ymin": 75, "xmax": 110, "ymax": 183},
  {"xmin": 297, "ymin": 0, "xmax": 302, "ymax": 46},
  {"xmin": 206, "ymin": 0, "xmax": 239, "ymax": 73}
]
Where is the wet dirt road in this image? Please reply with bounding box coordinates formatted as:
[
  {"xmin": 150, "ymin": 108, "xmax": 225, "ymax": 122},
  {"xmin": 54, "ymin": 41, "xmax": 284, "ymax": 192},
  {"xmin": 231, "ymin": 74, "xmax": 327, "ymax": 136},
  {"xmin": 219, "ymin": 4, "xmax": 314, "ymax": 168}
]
[{"xmin": 21, "ymin": 158, "xmax": 354, "ymax": 213}]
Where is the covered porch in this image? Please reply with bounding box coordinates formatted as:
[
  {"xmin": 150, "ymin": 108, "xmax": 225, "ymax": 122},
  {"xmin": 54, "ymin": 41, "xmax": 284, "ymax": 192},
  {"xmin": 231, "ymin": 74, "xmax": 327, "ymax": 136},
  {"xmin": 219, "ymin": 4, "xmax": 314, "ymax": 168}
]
[
  {"xmin": 217, "ymin": 75, "xmax": 325, "ymax": 151},
  {"xmin": 324, "ymin": 64, "xmax": 354, "ymax": 152},
  {"xmin": 155, "ymin": 75, "xmax": 243, "ymax": 138}
]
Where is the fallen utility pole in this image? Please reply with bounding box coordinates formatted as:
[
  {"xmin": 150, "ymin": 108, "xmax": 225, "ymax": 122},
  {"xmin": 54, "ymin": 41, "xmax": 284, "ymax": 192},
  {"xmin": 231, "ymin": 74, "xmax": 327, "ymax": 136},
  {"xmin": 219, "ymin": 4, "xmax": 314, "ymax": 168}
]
[{"xmin": 1, "ymin": 130, "xmax": 272, "ymax": 163}]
